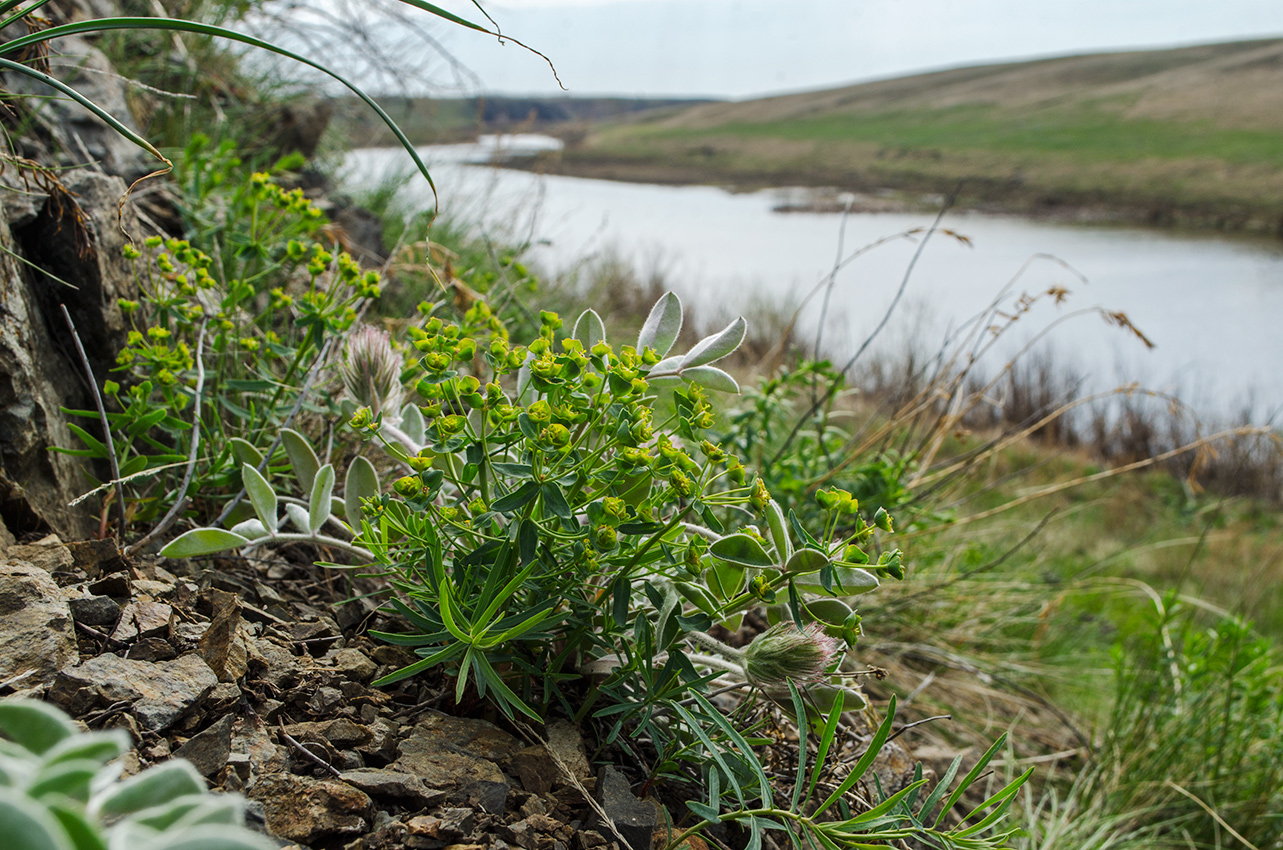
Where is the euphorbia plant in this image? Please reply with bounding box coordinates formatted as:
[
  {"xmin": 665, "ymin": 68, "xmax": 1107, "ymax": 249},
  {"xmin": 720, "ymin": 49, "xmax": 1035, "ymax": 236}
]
[
  {"xmin": 164, "ymin": 292, "xmax": 903, "ymax": 720},
  {"xmin": 161, "ymin": 292, "xmax": 1034, "ymax": 849}
]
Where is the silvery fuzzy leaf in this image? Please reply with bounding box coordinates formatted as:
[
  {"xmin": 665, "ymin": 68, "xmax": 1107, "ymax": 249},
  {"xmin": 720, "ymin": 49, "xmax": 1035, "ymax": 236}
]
[
  {"xmin": 90, "ymin": 760, "xmax": 205, "ymax": 820},
  {"xmin": 161, "ymin": 529, "xmax": 250, "ymax": 559},
  {"xmin": 240, "ymin": 464, "xmax": 277, "ymax": 534},
  {"xmin": 229, "ymin": 519, "xmax": 268, "ymax": 541},
  {"xmin": 0, "ymin": 789, "xmax": 74, "ymax": 850},
  {"xmin": 647, "ymin": 355, "xmax": 684, "ymax": 376},
  {"xmin": 309, "ymin": 464, "xmax": 335, "ymax": 534},
  {"xmin": 280, "ymin": 429, "xmax": 320, "ymax": 493},
  {"xmin": 399, "ymin": 403, "xmax": 426, "ymax": 447},
  {"xmin": 637, "ymin": 292, "xmax": 683, "ymax": 357},
  {"xmin": 573, "ymin": 308, "xmax": 607, "ymax": 349},
  {"xmin": 679, "ymin": 316, "xmax": 746, "ymax": 369},
  {"xmin": 285, "ymin": 503, "xmax": 310, "ymax": 532},
  {"xmin": 227, "ymin": 438, "xmax": 262, "ymax": 469},
  {"xmin": 0, "ymin": 700, "xmax": 79, "ymax": 756},
  {"xmin": 681, "ymin": 365, "xmax": 739, "ymax": 394},
  {"xmin": 344, "ymin": 457, "xmax": 379, "ymax": 525}
]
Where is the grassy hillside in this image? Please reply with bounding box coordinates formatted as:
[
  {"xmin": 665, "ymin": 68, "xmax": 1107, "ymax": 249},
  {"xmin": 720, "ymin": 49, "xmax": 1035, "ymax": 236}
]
[
  {"xmin": 533, "ymin": 39, "xmax": 1283, "ymax": 233},
  {"xmin": 327, "ymin": 95, "xmax": 714, "ymax": 147}
]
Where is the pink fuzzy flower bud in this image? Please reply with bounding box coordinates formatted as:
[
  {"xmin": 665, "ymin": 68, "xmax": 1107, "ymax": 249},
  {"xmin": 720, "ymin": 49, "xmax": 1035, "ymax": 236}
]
[
  {"xmin": 341, "ymin": 325, "xmax": 403, "ymax": 423},
  {"xmin": 743, "ymin": 622, "xmax": 839, "ymax": 687}
]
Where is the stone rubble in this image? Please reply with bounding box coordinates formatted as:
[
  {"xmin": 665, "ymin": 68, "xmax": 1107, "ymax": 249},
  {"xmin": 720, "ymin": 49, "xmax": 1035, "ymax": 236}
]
[{"xmin": 0, "ymin": 533, "xmax": 924, "ymax": 848}]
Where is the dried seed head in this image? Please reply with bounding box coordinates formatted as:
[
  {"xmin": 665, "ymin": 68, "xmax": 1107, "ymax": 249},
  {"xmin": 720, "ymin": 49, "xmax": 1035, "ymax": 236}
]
[
  {"xmin": 743, "ymin": 622, "xmax": 839, "ymax": 687},
  {"xmin": 341, "ymin": 325, "xmax": 403, "ymax": 424}
]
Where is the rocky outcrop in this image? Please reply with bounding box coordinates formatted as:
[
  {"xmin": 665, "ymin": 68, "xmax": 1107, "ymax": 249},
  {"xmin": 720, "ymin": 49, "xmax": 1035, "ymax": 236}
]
[
  {"xmin": 0, "ymin": 167, "xmax": 140, "ymax": 542},
  {"xmin": 0, "ymin": 3, "xmax": 148, "ymax": 543}
]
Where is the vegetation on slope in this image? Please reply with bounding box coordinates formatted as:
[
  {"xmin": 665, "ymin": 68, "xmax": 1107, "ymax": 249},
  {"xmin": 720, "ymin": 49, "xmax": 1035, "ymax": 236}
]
[{"xmin": 537, "ymin": 39, "xmax": 1283, "ymax": 233}]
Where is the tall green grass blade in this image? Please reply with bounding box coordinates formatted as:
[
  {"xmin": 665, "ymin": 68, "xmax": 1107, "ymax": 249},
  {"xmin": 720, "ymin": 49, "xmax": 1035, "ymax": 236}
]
[
  {"xmin": 815, "ymin": 695, "xmax": 896, "ymax": 816},
  {"xmin": 932, "ymin": 732, "xmax": 1008, "ymax": 829},
  {"xmin": 0, "ymin": 57, "xmax": 169, "ymax": 170},
  {"xmin": 672, "ymin": 704, "xmax": 745, "ymax": 804},
  {"xmin": 787, "ymin": 681, "xmax": 808, "ymax": 811},
  {"xmin": 1, "ymin": 18, "xmax": 438, "ymax": 206},
  {"xmin": 691, "ymin": 693, "xmax": 772, "ymax": 805},
  {"xmin": 0, "ymin": 0, "xmax": 55, "ymax": 31},
  {"xmin": 805, "ymin": 687, "xmax": 844, "ymax": 802}
]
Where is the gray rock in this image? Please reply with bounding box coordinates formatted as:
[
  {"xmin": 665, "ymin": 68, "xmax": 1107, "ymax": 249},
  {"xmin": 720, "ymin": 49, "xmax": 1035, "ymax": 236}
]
[
  {"xmin": 594, "ymin": 767, "xmax": 656, "ymax": 850},
  {"xmin": 325, "ymin": 647, "xmax": 378, "ymax": 682},
  {"xmin": 110, "ymin": 600, "xmax": 172, "ymax": 642},
  {"xmin": 174, "ymin": 714, "xmax": 235, "ymax": 777},
  {"xmin": 547, "ymin": 719, "xmax": 591, "ymax": 781},
  {"xmin": 393, "ymin": 719, "xmax": 512, "ymax": 814},
  {"xmin": 6, "ymin": 534, "xmax": 73, "ymax": 573},
  {"xmin": 283, "ymin": 718, "xmax": 373, "ymax": 750},
  {"xmin": 508, "ymin": 745, "xmax": 559, "ymax": 794},
  {"xmin": 48, "ymin": 650, "xmax": 217, "ymax": 731},
  {"xmin": 249, "ymin": 774, "xmax": 372, "ymax": 844},
  {"xmin": 68, "ymin": 594, "xmax": 120, "ymax": 626},
  {"xmin": 338, "ymin": 768, "xmax": 447, "ymax": 807},
  {"xmin": 0, "ymin": 560, "xmax": 77, "ymax": 685}
]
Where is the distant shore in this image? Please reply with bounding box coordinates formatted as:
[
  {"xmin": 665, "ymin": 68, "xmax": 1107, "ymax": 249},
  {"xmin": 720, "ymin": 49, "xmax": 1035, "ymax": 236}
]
[{"xmin": 497, "ymin": 147, "xmax": 1283, "ymax": 236}]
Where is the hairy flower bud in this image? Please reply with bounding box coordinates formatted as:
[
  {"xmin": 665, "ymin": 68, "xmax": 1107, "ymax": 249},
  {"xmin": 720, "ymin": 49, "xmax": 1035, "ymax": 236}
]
[
  {"xmin": 743, "ymin": 622, "xmax": 839, "ymax": 687},
  {"xmin": 340, "ymin": 325, "xmax": 403, "ymax": 424}
]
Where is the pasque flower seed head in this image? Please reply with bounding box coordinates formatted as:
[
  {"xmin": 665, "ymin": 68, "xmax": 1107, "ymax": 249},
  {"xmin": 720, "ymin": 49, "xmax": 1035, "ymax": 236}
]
[
  {"xmin": 341, "ymin": 325, "xmax": 403, "ymax": 424},
  {"xmin": 743, "ymin": 622, "xmax": 839, "ymax": 687}
]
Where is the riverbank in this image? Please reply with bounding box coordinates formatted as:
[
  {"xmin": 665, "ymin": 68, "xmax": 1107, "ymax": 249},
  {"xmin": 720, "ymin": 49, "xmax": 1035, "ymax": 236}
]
[
  {"xmin": 499, "ymin": 139, "xmax": 1283, "ymax": 234},
  {"xmin": 494, "ymin": 38, "xmax": 1283, "ymax": 237}
]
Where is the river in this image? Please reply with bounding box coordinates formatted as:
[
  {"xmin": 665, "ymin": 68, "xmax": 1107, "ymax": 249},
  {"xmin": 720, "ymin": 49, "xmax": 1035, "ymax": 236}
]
[{"xmin": 344, "ymin": 136, "xmax": 1283, "ymax": 422}]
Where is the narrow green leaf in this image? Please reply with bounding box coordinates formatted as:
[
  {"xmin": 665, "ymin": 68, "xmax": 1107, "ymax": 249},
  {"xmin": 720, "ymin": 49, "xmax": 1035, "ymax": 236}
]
[
  {"xmin": 491, "ymin": 480, "xmax": 539, "ymax": 514},
  {"xmin": 0, "ymin": 57, "xmax": 167, "ymax": 169},
  {"xmin": 686, "ymin": 800, "xmax": 721, "ymax": 823},
  {"xmin": 787, "ymin": 681, "xmax": 808, "ymax": 811},
  {"xmin": 816, "ymin": 695, "xmax": 897, "ymax": 815},
  {"xmin": 541, "ymin": 482, "xmax": 572, "ymax": 520},
  {"xmin": 933, "ymin": 732, "xmax": 1008, "ymax": 828},
  {"xmin": 471, "ymin": 654, "xmax": 542, "ymax": 721},
  {"xmin": 692, "ymin": 694, "xmax": 772, "ymax": 806},
  {"xmin": 917, "ymin": 754, "xmax": 963, "ymax": 826},
  {"xmin": 309, "ymin": 463, "xmax": 335, "ymax": 533},
  {"xmin": 161, "ymin": 529, "xmax": 250, "ymax": 558},
  {"xmin": 371, "ymin": 643, "xmax": 461, "ymax": 686},
  {"xmin": 959, "ymin": 765, "xmax": 1033, "ymax": 828},
  {"xmin": 845, "ymin": 778, "xmax": 929, "ymax": 825},
  {"xmin": 806, "ymin": 688, "xmax": 843, "ymax": 802},
  {"xmin": 671, "ymin": 704, "xmax": 744, "ymax": 804},
  {"xmin": 66, "ymin": 423, "xmax": 108, "ymax": 457}
]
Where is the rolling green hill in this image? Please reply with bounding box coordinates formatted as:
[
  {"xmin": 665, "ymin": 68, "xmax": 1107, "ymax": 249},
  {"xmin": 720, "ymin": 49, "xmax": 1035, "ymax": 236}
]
[{"xmin": 530, "ymin": 39, "xmax": 1283, "ymax": 233}]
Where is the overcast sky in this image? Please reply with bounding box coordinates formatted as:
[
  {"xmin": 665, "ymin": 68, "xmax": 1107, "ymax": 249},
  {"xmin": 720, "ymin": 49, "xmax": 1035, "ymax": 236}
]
[{"xmin": 387, "ymin": 0, "xmax": 1283, "ymax": 98}]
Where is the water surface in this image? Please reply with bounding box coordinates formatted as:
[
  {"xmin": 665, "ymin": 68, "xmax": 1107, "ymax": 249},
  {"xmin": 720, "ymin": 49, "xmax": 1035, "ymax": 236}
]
[{"xmin": 346, "ymin": 138, "xmax": 1283, "ymax": 420}]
